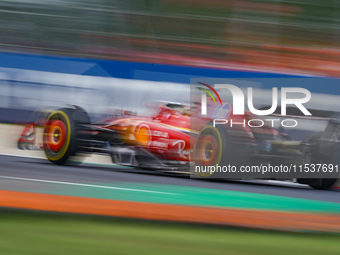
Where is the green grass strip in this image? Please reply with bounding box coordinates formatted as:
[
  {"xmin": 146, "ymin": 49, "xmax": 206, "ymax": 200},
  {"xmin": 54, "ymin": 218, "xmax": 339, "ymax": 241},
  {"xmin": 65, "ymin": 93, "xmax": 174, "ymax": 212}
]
[{"xmin": 0, "ymin": 209, "xmax": 339, "ymax": 255}]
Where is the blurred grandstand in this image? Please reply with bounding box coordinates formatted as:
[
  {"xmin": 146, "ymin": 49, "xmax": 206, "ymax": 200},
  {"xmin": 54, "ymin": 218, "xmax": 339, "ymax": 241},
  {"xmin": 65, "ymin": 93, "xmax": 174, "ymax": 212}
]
[{"xmin": 0, "ymin": 0, "xmax": 340, "ymax": 76}]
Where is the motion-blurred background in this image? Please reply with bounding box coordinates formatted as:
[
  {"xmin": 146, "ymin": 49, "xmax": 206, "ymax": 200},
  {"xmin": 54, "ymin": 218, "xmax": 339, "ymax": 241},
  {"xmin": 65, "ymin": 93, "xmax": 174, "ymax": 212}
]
[
  {"xmin": 1, "ymin": 1, "xmax": 340, "ymax": 254},
  {"xmin": 2, "ymin": 0, "xmax": 340, "ymax": 123},
  {"xmin": 1, "ymin": 0, "xmax": 339, "ymax": 76}
]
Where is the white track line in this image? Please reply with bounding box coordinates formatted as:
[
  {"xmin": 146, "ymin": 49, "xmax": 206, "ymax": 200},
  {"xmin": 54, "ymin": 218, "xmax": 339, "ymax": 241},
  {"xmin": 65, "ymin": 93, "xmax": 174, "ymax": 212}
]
[
  {"xmin": 0, "ymin": 175, "xmax": 178, "ymax": 195},
  {"xmin": 0, "ymin": 152, "xmax": 45, "ymax": 159}
]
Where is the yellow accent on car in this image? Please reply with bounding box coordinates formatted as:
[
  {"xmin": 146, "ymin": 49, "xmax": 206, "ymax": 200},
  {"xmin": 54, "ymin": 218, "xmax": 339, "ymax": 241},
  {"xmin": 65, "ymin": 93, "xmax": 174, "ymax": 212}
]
[{"xmin": 136, "ymin": 126, "xmax": 150, "ymax": 146}]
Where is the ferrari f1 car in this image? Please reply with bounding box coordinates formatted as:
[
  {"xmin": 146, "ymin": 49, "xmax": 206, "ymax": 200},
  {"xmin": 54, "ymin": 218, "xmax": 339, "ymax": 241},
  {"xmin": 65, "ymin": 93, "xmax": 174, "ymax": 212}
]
[{"xmin": 17, "ymin": 97, "xmax": 340, "ymax": 190}]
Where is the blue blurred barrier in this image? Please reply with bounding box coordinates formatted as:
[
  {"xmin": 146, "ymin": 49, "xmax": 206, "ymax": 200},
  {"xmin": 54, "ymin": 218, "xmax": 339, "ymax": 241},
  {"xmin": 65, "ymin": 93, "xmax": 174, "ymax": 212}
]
[{"xmin": 0, "ymin": 52, "xmax": 291, "ymax": 81}]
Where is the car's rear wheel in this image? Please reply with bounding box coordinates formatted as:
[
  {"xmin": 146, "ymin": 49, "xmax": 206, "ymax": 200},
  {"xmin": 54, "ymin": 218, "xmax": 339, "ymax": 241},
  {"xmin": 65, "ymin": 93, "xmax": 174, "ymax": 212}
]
[
  {"xmin": 43, "ymin": 109, "xmax": 77, "ymax": 165},
  {"xmin": 194, "ymin": 124, "xmax": 231, "ymax": 177},
  {"xmin": 297, "ymin": 133, "xmax": 338, "ymax": 190},
  {"xmin": 308, "ymin": 178, "xmax": 337, "ymax": 190}
]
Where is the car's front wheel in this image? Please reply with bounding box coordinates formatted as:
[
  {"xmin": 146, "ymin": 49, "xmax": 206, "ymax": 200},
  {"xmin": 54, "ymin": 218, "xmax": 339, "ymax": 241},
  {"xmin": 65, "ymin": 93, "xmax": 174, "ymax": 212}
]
[
  {"xmin": 194, "ymin": 124, "xmax": 234, "ymax": 177},
  {"xmin": 43, "ymin": 109, "xmax": 78, "ymax": 165}
]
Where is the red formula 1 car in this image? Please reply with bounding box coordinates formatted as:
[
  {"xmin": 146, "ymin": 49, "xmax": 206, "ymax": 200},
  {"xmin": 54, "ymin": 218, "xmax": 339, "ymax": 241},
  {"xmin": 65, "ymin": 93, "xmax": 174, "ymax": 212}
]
[{"xmin": 18, "ymin": 98, "xmax": 340, "ymax": 190}]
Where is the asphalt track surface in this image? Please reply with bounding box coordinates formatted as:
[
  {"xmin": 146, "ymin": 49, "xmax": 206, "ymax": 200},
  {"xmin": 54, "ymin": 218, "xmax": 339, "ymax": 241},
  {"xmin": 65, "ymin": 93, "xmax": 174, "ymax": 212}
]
[{"xmin": 1, "ymin": 154, "xmax": 339, "ymax": 204}]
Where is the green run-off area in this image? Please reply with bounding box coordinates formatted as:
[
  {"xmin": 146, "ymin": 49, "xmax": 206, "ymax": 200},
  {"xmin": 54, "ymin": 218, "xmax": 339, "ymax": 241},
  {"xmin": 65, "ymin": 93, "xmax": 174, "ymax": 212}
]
[
  {"xmin": 1, "ymin": 209, "xmax": 340, "ymax": 255},
  {"xmin": 26, "ymin": 182, "xmax": 340, "ymax": 214}
]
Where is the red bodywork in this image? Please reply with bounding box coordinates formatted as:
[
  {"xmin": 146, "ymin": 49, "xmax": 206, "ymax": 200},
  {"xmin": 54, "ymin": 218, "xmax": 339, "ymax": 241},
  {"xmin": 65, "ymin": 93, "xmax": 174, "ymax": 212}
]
[
  {"xmin": 96, "ymin": 103, "xmax": 276, "ymax": 162},
  {"xmin": 103, "ymin": 106, "xmax": 195, "ymax": 162},
  {"xmin": 18, "ymin": 101, "xmax": 277, "ymax": 163}
]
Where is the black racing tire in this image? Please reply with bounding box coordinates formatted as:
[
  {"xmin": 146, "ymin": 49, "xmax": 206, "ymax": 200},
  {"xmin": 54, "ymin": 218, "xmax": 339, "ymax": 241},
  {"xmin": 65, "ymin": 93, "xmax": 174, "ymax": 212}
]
[
  {"xmin": 43, "ymin": 108, "xmax": 78, "ymax": 165},
  {"xmin": 297, "ymin": 133, "xmax": 338, "ymax": 190},
  {"xmin": 194, "ymin": 124, "xmax": 233, "ymax": 177},
  {"xmin": 308, "ymin": 178, "xmax": 337, "ymax": 190}
]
